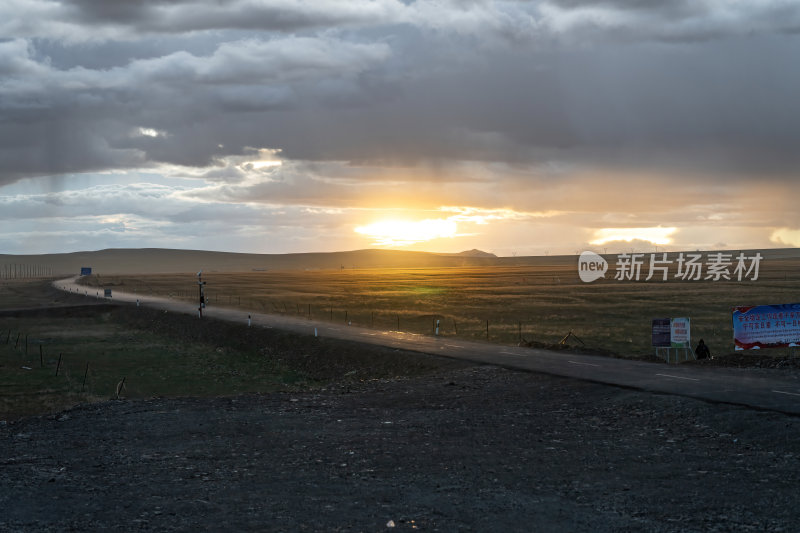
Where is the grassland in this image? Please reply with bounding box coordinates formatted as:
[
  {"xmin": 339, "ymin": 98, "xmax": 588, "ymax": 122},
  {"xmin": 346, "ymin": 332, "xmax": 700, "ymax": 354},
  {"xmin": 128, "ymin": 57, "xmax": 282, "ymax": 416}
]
[
  {"xmin": 78, "ymin": 257, "xmax": 800, "ymax": 358},
  {"xmin": 4, "ymin": 253, "xmax": 799, "ymax": 419},
  {"xmin": 0, "ymin": 280, "xmax": 461, "ymax": 420},
  {"xmin": 0, "ymin": 281, "xmax": 301, "ymax": 419},
  {"xmin": 0, "ymin": 307, "xmax": 304, "ymax": 420}
]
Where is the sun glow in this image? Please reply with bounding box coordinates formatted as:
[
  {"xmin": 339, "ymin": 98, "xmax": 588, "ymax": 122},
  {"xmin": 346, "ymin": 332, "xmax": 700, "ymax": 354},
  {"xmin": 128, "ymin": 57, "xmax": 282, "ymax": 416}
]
[
  {"xmin": 355, "ymin": 219, "xmax": 458, "ymax": 246},
  {"xmin": 590, "ymin": 227, "xmax": 677, "ymax": 246}
]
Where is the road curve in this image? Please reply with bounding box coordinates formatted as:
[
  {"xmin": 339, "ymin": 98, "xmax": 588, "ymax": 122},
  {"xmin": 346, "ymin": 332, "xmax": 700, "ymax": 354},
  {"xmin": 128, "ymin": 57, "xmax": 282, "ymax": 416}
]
[{"xmin": 56, "ymin": 278, "xmax": 800, "ymax": 415}]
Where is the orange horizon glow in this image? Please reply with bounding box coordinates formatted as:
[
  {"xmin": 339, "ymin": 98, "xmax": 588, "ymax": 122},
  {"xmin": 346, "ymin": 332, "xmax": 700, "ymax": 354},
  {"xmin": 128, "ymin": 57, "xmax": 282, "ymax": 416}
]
[
  {"xmin": 590, "ymin": 227, "xmax": 677, "ymax": 246},
  {"xmin": 354, "ymin": 218, "xmax": 458, "ymax": 246}
]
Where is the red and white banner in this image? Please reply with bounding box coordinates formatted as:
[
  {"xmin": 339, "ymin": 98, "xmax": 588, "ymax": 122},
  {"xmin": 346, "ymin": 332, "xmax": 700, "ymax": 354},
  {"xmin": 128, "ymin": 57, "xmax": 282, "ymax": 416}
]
[{"xmin": 732, "ymin": 304, "xmax": 800, "ymax": 350}]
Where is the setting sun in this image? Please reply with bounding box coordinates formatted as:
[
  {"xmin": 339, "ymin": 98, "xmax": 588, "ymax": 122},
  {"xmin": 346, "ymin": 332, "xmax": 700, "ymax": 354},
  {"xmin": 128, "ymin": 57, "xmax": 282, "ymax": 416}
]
[{"xmin": 355, "ymin": 218, "xmax": 458, "ymax": 246}]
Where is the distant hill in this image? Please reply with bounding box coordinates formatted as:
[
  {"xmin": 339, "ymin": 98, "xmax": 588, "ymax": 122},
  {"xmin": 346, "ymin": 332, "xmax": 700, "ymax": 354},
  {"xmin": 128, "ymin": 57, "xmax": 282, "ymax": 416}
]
[
  {"xmin": 444, "ymin": 249, "xmax": 497, "ymax": 258},
  {"xmin": 0, "ymin": 248, "xmax": 506, "ymax": 276},
  {"xmin": 1, "ymin": 246, "xmax": 797, "ymax": 276}
]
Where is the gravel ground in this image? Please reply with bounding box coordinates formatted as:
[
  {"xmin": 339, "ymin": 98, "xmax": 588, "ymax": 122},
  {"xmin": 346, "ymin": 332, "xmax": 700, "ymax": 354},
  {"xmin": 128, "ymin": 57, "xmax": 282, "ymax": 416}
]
[
  {"xmin": 2, "ymin": 364, "xmax": 800, "ymax": 532},
  {"xmin": 2, "ymin": 288, "xmax": 800, "ymax": 532}
]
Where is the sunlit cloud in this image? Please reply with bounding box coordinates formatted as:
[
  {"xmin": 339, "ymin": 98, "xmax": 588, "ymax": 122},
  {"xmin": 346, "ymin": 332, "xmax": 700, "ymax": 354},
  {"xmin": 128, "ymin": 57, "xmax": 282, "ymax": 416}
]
[
  {"xmin": 590, "ymin": 227, "xmax": 677, "ymax": 246},
  {"xmin": 239, "ymin": 148, "xmax": 283, "ymax": 171},
  {"xmin": 249, "ymin": 160, "xmax": 282, "ymax": 169},
  {"xmin": 770, "ymin": 227, "xmax": 800, "ymax": 247},
  {"xmin": 354, "ymin": 218, "xmax": 458, "ymax": 246},
  {"xmin": 135, "ymin": 127, "xmax": 168, "ymax": 138},
  {"xmin": 440, "ymin": 206, "xmax": 563, "ymax": 224}
]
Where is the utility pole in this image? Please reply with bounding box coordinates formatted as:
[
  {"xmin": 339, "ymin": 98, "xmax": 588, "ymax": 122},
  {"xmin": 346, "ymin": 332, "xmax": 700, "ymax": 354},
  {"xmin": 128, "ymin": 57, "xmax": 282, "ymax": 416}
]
[{"xmin": 197, "ymin": 271, "xmax": 207, "ymax": 318}]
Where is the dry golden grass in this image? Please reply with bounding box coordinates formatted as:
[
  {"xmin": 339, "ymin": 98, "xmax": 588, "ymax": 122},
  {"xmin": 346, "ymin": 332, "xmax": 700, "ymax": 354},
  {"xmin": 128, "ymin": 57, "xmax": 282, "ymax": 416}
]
[{"xmin": 78, "ymin": 256, "xmax": 800, "ymax": 357}]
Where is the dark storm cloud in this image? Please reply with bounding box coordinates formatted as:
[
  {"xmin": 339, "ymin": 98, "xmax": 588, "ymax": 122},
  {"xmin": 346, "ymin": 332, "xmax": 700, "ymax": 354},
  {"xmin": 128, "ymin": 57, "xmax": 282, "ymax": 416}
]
[
  {"xmin": 12, "ymin": 0, "xmax": 403, "ymax": 39},
  {"xmin": 0, "ymin": 33, "xmax": 392, "ymax": 181},
  {"xmin": 540, "ymin": 0, "xmax": 800, "ymax": 41},
  {"xmin": 545, "ymin": 0, "xmax": 692, "ymax": 10},
  {"xmin": 66, "ymin": 0, "xmax": 161, "ymax": 25},
  {"xmin": 2, "ymin": 0, "xmax": 800, "ymax": 189}
]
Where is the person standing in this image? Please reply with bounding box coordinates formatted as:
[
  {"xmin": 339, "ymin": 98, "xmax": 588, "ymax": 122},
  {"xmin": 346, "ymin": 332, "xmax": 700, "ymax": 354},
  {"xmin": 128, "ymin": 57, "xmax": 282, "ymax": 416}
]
[{"xmin": 695, "ymin": 339, "xmax": 711, "ymax": 360}]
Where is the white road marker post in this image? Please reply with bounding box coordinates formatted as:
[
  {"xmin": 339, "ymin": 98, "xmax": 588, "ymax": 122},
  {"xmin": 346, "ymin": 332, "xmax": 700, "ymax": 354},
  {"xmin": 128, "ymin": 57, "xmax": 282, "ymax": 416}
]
[{"xmin": 197, "ymin": 270, "xmax": 206, "ymax": 318}]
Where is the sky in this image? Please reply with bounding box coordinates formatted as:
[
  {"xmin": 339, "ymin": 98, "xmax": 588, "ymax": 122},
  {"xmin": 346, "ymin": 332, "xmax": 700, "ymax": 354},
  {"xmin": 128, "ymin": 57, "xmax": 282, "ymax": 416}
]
[{"xmin": 2, "ymin": 0, "xmax": 800, "ymax": 257}]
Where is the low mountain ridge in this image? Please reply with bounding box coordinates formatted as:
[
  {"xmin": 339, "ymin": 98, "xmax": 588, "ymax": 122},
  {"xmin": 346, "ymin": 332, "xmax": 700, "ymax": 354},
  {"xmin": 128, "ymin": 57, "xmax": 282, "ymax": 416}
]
[{"xmin": 0, "ymin": 248, "xmax": 504, "ymax": 275}]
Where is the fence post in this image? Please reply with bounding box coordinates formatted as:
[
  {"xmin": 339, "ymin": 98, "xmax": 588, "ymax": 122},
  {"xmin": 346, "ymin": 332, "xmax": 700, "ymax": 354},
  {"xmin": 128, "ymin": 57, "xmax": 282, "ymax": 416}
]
[
  {"xmin": 116, "ymin": 377, "xmax": 126, "ymax": 399},
  {"xmin": 55, "ymin": 353, "xmax": 62, "ymax": 376},
  {"xmin": 82, "ymin": 362, "xmax": 89, "ymax": 392}
]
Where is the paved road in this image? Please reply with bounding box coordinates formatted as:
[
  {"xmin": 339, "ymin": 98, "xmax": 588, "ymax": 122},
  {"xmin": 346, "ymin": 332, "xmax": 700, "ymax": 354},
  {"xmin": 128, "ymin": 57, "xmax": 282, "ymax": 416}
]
[{"xmin": 56, "ymin": 278, "xmax": 800, "ymax": 415}]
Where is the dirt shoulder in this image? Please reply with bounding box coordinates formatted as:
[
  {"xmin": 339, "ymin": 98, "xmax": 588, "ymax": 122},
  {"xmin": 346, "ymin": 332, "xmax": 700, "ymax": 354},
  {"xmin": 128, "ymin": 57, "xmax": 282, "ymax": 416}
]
[{"xmin": 2, "ymin": 364, "xmax": 800, "ymax": 532}]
